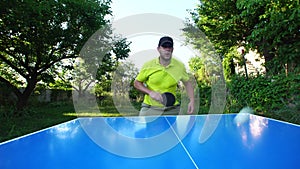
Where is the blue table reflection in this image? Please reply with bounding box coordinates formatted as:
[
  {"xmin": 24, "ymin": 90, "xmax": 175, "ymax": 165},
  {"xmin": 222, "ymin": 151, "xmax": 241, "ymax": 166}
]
[{"xmin": 0, "ymin": 114, "xmax": 299, "ymax": 169}]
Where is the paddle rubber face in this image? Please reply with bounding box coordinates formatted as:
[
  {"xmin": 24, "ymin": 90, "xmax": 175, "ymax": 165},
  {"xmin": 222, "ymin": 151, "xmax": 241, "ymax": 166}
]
[{"xmin": 161, "ymin": 92, "xmax": 176, "ymax": 107}]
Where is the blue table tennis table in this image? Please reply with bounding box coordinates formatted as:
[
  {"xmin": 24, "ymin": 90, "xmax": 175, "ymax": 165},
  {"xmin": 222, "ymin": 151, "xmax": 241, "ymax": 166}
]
[{"xmin": 1, "ymin": 114, "xmax": 299, "ymax": 169}]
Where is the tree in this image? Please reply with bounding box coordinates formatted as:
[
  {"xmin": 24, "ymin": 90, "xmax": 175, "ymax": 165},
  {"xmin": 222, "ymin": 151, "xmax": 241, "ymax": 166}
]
[
  {"xmin": 112, "ymin": 60, "xmax": 139, "ymax": 98},
  {"xmin": 185, "ymin": 0, "xmax": 299, "ymax": 75},
  {"xmin": 111, "ymin": 60, "xmax": 142, "ymax": 115},
  {"xmin": 76, "ymin": 37, "xmax": 131, "ymax": 99},
  {"xmin": 51, "ymin": 23, "xmax": 131, "ymax": 99},
  {"xmin": 96, "ymin": 37, "xmax": 131, "ymax": 82},
  {"xmin": 185, "ymin": 0, "xmax": 243, "ymax": 55},
  {"xmin": 237, "ymin": 0, "xmax": 300, "ymax": 74},
  {"xmin": 0, "ymin": 0, "xmax": 112, "ymax": 113}
]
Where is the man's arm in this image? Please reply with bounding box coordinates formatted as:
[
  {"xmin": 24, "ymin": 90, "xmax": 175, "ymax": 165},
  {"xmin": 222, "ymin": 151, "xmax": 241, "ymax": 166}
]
[
  {"xmin": 183, "ymin": 80, "xmax": 195, "ymax": 114},
  {"xmin": 133, "ymin": 80, "xmax": 163, "ymax": 103}
]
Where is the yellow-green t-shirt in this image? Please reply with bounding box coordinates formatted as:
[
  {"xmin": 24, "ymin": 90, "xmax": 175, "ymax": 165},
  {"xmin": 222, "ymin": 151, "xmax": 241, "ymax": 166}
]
[{"xmin": 135, "ymin": 57, "xmax": 190, "ymax": 107}]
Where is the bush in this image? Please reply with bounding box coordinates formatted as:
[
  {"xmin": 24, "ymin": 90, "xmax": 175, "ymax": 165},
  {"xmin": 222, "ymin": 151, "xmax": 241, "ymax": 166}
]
[
  {"xmin": 198, "ymin": 84, "xmax": 212, "ymax": 114},
  {"xmin": 226, "ymin": 73, "xmax": 300, "ymax": 124}
]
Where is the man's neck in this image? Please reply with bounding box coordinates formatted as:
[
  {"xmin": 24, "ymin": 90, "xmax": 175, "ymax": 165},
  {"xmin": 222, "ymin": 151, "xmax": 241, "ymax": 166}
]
[{"xmin": 159, "ymin": 57, "xmax": 171, "ymax": 67}]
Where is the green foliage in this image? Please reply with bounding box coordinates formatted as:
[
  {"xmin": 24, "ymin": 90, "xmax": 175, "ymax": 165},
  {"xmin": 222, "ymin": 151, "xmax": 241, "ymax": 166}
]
[
  {"xmin": 227, "ymin": 73, "xmax": 300, "ymax": 123},
  {"xmin": 96, "ymin": 37, "xmax": 132, "ymax": 81},
  {"xmin": 0, "ymin": 0, "xmax": 112, "ymax": 111},
  {"xmin": 188, "ymin": 57, "xmax": 210, "ymax": 86},
  {"xmin": 198, "ymin": 84, "xmax": 212, "ymax": 114},
  {"xmin": 222, "ymin": 47, "xmax": 241, "ymax": 80},
  {"xmin": 187, "ymin": 0, "xmax": 242, "ymax": 54},
  {"xmin": 48, "ymin": 79, "xmax": 72, "ymax": 90},
  {"xmin": 94, "ymin": 79, "xmax": 112, "ymax": 98},
  {"xmin": 236, "ymin": 0, "xmax": 300, "ymax": 74},
  {"xmin": 186, "ymin": 0, "xmax": 300, "ymax": 76},
  {"xmin": 185, "ymin": 0, "xmax": 300, "ymax": 124}
]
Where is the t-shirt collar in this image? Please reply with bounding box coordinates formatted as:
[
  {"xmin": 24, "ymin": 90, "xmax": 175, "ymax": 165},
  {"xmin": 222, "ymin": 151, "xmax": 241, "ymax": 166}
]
[{"xmin": 156, "ymin": 57, "xmax": 174, "ymax": 67}]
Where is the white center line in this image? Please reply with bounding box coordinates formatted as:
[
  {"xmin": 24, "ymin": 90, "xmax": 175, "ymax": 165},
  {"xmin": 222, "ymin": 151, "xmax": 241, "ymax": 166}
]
[{"xmin": 165, "ymin": 116, "xmax": 199, "ymax": 169}]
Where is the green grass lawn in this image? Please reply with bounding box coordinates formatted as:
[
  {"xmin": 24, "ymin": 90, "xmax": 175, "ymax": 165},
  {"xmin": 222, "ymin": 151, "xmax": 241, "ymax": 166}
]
[
  {"xmin": 0, "ymin": 102, "xmax": 75, "ymax": 142},
  {"xmin": 0, "ymin": 101, "xmax": 139, "ymax": 143}
]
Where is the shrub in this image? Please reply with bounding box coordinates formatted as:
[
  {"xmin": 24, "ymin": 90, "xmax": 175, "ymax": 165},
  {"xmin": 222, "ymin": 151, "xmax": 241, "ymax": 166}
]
[{"xmin": 226, "ymin": 73, "xmax": 300, "ymax": 123}]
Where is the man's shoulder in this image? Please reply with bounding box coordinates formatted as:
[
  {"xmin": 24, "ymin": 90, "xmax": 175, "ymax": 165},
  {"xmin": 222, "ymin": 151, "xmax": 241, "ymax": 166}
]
[
  {"xmin": 142, "ymin": 58, "xmax": 159, "ymax": 67},
  {"xmin": 171, "ymin": 58, "xmax": 185, "ymax": 67}
]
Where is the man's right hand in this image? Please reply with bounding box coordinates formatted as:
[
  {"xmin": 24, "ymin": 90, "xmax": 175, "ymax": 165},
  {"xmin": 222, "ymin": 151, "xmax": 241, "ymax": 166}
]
[
  {"xmin": 134, "ymin": 80, "xmax": 163, "ymax": 103},
  {"xmin": 149, "ymin": 91, "xmax": 163, "ymax": 103}
]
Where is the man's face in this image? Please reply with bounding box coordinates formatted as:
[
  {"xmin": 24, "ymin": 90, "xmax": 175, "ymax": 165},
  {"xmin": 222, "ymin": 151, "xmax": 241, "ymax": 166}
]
[{"xmin": 157, "ymin": 46, "xmax": 173, "ymax": 60}]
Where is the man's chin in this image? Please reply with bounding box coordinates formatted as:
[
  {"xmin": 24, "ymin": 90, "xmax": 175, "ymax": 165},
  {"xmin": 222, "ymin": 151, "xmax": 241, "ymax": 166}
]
[{"xmin": 164, "ymin": 54, "xmax": 172, "ymax": 58}]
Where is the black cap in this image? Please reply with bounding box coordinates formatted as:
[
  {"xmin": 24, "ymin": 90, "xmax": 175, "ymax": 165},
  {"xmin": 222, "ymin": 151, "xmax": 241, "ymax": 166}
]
[{"xmin": 158, "ymin": 36, "xmax": 173, "ymax": 48}]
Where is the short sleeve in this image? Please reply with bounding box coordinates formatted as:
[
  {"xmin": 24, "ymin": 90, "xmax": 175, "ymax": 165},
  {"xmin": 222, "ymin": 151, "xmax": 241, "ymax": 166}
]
[{"xmin": 135, "ymin": 68, "xmax": 147, "ymax": 82}]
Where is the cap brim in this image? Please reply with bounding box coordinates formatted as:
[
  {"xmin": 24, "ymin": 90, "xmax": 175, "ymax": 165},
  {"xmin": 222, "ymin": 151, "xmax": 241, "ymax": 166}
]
[{"xmin": 161, "ymin": 42, "xmax": 173, "ymax": 48}]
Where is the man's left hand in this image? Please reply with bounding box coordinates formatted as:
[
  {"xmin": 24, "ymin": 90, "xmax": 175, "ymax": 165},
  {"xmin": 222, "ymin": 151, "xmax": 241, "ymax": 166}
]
[{"xmin": 187, "ymin": 101, "xmax": 194, "ymax": 114}]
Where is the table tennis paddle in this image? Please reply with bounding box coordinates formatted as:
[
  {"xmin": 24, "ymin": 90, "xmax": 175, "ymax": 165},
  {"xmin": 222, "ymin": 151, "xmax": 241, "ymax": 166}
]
[{"xmin": 161, "ymin": 92, "xmax": 175, "ymax": 107}]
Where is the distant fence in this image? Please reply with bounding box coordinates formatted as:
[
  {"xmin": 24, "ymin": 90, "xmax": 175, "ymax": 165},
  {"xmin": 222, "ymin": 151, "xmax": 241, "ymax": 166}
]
[{"xmin": 33, "ymin": 89, "xmax": 72, "ymax": 103}]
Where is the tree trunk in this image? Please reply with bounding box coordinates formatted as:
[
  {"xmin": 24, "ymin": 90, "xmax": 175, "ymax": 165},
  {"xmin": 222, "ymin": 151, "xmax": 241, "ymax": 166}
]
[
  {"xmin": 15, "ymin": 77, "xmax": 37, "ymax": 114},
  {"xmin": 263, "ymin": 47, "xmax": 275, "ymax": 75},
  {"xmin": 229, "ymin": 58, "xmax": 235, "ymax": 76}
]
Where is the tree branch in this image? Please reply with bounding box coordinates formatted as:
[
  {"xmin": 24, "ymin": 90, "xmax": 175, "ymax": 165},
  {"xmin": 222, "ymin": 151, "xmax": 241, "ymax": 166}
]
[
  {"xmin": 0, "ymin": 53, "xmax": 28, "ymax": 79},
  {"xmin": 37, "ymin": 53, "xmax": 77, "ymax": 75}
]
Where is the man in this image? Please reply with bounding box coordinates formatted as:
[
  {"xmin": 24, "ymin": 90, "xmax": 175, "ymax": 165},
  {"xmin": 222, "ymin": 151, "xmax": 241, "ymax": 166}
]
[{"xmin": 134, "ymin": 36, "xmax": 195, "ymax": 116}]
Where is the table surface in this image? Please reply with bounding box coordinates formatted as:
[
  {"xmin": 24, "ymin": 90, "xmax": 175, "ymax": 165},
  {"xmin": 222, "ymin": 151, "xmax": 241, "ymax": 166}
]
[{"xmin": 1, "ymin": 114, "xmax": 300, "ymax": 169}]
